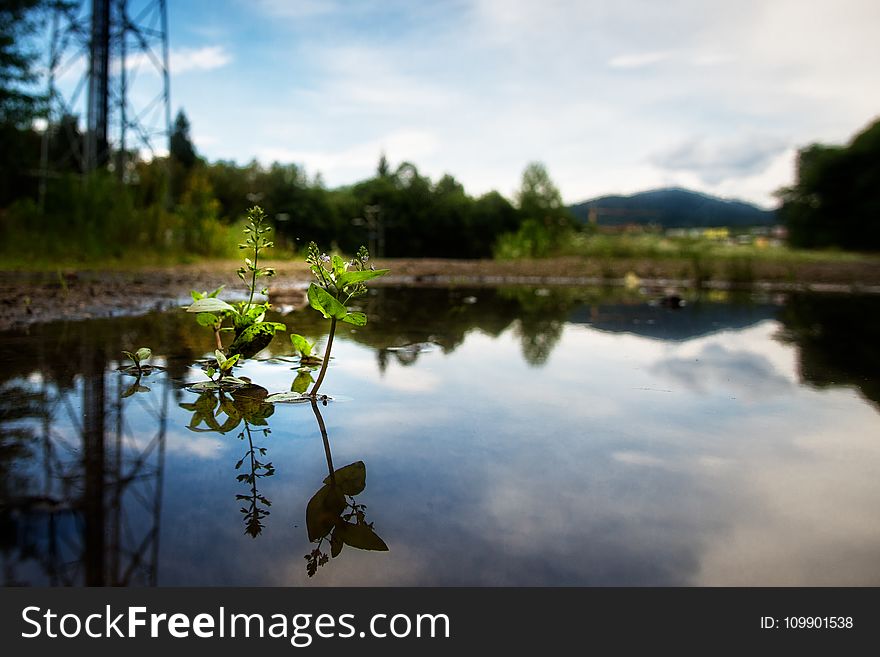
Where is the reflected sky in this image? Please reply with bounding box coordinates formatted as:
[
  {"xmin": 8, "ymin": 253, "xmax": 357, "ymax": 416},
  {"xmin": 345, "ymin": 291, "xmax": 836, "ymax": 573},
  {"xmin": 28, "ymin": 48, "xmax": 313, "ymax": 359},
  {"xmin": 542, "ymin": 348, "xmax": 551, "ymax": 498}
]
[{"xmin": 2, "ymin": 289, "xmax": 879, "ymax": 586}]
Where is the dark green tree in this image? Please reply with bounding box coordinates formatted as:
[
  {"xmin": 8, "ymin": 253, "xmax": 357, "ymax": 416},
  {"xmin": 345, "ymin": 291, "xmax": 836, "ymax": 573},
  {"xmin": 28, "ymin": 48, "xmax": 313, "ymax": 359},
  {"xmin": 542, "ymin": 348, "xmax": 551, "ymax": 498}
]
[
  {"xmin": 0, "ymin": 0, "xmax": 46, "ymax": 206},
  {"xmin": 779, "ymin": 117, "xmax": 880, "ymax": 250},
  {"xmin": 0, "ymin": 0, "xmax": 45, "ymax": 126},
  {"xmin": 376, "ymin": 152, "xmax": 390, "ymax": 178},
  {"xmin": 169, "ymin": 109, "xmax": 197, "ymax": 169}
]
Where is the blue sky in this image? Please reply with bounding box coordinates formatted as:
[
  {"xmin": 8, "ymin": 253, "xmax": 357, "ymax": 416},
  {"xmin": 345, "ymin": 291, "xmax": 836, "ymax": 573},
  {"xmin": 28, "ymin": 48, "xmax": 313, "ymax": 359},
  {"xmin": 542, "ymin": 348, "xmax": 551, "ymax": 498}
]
[{"xmin": 128, "ymin": 1, "xmax": 880, "ymax": 206}]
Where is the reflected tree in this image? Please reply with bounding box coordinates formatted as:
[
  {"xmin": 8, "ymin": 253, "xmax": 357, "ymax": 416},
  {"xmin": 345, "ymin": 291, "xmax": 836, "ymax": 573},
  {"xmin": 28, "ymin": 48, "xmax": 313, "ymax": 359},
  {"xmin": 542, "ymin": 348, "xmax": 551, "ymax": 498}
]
[{"xmin": 779, "ymin": 293, "xmax": 880, "ymax": 409}]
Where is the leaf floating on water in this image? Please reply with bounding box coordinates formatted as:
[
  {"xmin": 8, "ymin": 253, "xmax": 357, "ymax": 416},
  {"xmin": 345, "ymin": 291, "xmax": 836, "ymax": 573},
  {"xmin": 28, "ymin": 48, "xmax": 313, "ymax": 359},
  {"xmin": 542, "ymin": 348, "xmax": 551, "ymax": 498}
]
[
  {"xmin": 188, "ymin": 380, "xmax": 221, "ymax": 391},
  {"xmin": 264, "ymin": 391, "xmax": 310, "ymax": 404}
]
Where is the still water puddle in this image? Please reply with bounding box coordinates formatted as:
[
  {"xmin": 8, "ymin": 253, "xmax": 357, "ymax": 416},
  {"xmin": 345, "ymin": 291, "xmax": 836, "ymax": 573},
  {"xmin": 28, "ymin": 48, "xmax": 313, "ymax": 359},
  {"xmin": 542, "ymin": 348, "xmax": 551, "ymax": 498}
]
[{"xmin": 1, "ymin": 287, "xmax": 878, "ymax": 585}]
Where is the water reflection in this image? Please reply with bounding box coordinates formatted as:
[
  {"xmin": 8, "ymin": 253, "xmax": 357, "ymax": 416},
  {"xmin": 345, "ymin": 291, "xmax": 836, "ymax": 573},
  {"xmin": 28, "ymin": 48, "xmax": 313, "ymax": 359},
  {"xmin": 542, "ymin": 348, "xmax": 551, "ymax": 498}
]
[
  {"xmin": 304, "ymin": 399, "xmax": 387, "ymax": 578},
  {"xmin": 779, "ymin": 293, "xmax": 880, "ymax": 409},
  {"xmin": 177, "ymin": 383, "xmax": 387, "ymax": 570},
  {"xmin": 0, "ymin": 354, "xmax": 168, "ymax": 586},
  {"xmin": 0, "ymin": 288, "xmax": 879, "ymax": 585},
  {"xmin": 180, "ymin": 387, "xmax": 276, "ymax": 537}
]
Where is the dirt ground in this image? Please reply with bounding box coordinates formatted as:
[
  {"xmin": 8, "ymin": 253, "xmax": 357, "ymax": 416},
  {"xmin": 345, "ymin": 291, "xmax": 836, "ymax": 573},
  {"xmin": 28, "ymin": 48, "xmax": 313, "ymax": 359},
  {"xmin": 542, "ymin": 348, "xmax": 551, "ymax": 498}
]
[{"xmin": 1, "ymin": 256, "xmax": 879, "ymax": 330}]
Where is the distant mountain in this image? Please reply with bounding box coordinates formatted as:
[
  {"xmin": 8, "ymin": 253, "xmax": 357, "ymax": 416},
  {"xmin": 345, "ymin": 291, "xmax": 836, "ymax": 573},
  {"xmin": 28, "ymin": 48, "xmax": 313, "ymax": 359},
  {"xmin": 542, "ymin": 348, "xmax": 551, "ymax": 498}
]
[{"xmin": 569, "ymin": 188, "xmax": 777, "ymax": 228}]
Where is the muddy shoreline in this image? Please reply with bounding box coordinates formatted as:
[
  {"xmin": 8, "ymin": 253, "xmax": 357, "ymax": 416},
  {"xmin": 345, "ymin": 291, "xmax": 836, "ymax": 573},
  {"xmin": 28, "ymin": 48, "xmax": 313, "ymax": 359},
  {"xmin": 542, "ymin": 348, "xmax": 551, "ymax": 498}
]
[{"xmin": 1, "ymin": 257, "xmax": 878, "ymax": 331}]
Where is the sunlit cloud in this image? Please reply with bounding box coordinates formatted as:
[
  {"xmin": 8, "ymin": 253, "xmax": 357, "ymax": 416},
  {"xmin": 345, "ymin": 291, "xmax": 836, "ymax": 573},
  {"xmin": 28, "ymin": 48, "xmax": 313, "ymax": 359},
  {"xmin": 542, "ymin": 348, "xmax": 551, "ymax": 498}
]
[{"xmin": 121, "ymin": 45, "xmax": 231, "ymax": 75}]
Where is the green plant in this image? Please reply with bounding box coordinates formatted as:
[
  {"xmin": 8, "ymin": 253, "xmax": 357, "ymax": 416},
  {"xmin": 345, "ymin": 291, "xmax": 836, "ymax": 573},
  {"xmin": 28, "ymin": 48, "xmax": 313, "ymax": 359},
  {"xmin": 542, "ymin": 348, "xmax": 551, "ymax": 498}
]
[
  {"xmin": 121, "ymin": 347, "xmax": 152, "ymax": 376},
  {"xmin": 304, "ymin": 243, "xmax": 389, "ymax": 396},
  {"xmin": 288, "ymin": 334, "xmax": 320, "ymax": 393},
  {"xmin": 186, "ymin": 206, "xmax": 286, "ymax": 359},
  {"xmin": 289, "ymin": 333, "xmax": 322, "ymax": 365}
]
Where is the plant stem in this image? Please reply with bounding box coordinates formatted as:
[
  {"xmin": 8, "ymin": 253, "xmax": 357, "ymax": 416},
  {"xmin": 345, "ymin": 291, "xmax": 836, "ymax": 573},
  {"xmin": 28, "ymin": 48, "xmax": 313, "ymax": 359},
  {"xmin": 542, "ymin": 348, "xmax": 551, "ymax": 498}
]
[
  {"xmin": 309, "ymin": 317, "xmax": 337, "ymax": 397},
  {"xmin": 310, "ymin": 398, "xmax": 335, "ymax": 480},
  {"xmin": 246, "ymin": 241, "xmax": 258, "ymax": 313},
  {"xmin": 214, "ymin": 326, "xmax": 223, "ymax": 351}
]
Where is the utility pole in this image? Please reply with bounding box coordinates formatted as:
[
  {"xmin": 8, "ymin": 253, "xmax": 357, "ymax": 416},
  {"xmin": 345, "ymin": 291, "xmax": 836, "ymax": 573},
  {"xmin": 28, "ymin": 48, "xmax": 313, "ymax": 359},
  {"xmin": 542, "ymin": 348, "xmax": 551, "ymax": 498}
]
[{"xmin": 40, "ymin": 0, "xmax": 171, "ymax": 192}]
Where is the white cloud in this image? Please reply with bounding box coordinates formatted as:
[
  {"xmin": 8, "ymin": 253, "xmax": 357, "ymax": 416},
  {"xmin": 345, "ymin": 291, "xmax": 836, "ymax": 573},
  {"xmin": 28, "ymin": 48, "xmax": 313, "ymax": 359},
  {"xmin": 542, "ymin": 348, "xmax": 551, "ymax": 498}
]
[
  {"xmin": 652, "ymin": 134, "xmax": 790, "ymax": 185},
  {"xmin": 175, "ymin": 0, "xmax": 880, "ymax": 206},
  {"xmin": 257, "ymin": 129, "xmax": 440, "ymax": 179},
  {"xmin": 121, "ymin": 45, "xmax": 232, "ymax": 75},
  {"xmin": 172, "ymin": 46, "xmax": 232, "ymax": 73},
  {"xmin": 609, "ymin": 51, "xmax": 671, "ymax": 69}
]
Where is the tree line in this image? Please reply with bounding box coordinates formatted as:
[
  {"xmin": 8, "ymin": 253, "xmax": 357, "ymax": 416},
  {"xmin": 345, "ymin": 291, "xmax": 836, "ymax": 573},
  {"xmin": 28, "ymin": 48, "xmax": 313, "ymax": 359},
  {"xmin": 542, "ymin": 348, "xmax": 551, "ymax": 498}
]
[{"xmin": 1, "ymin": 108, "xmax": 575, "ymax": 261}]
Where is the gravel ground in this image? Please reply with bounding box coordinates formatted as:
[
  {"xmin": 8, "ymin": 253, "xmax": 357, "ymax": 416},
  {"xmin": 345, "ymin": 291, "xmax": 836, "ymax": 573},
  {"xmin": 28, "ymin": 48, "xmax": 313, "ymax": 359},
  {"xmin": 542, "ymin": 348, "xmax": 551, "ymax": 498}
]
[{"xmin": 1, "ymin": 256, "xmax": 878, "ymax": 330}]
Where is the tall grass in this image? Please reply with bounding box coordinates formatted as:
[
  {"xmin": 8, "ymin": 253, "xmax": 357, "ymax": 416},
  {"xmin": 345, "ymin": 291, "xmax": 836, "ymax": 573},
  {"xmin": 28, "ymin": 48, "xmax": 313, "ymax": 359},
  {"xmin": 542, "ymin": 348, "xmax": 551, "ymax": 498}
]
[{"xmin": 0, "ymin": 172, "xmax": 239, "ymax": 267}]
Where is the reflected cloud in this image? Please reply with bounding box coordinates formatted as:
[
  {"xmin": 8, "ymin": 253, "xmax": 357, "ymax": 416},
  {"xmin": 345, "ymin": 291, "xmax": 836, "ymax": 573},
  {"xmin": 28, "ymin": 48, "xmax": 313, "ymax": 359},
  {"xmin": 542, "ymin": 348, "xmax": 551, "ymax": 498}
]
[{"xmin": 652, "ymin": 342, "xmax": 792, "ymax": 399}]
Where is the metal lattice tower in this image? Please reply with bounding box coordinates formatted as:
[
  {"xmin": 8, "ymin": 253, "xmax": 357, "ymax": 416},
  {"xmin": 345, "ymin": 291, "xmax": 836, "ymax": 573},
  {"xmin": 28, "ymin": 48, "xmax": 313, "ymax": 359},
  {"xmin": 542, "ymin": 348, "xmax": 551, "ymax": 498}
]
[{"xmin": 40, "ymin": 0, "xmax": 171, "ymax": 182}]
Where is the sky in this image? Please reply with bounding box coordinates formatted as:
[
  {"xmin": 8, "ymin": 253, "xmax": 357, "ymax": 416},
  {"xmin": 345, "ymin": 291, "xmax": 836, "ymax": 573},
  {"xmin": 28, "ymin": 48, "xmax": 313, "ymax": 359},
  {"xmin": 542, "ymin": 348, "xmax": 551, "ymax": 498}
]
[{"xmin": 71, "ymin": 0, "xmax": 880, "ymax": 208}]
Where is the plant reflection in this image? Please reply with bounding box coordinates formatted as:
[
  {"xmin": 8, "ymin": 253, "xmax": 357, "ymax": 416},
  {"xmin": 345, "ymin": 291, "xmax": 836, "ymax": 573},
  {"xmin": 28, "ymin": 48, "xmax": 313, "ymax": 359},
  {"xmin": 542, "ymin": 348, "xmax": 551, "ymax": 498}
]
[
  {"xmin": 178, "ymin": 387, "xmax": 389, "ymax": 565},
  {"xmin": 180, "ymin": 385, "xmax": 276, "ymax": 536},
  {"xmin": 304, "ymin": 398, "xmax": 388, "ymax": 577}
]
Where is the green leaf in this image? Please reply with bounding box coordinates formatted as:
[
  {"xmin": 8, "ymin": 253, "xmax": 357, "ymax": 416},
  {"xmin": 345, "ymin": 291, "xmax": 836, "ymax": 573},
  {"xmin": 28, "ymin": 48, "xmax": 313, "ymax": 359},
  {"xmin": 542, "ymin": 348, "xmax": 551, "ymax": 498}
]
[
  {"xmin": 234, "ymin": 304, "xmax": 266, "ymax": 333},
  {"xmin": 331, "ymin": 254, "xmax": 347, "ymax": 277},
  {"xmin": 122, "ymin": 350, "xmax": 135, "ymax": 362},
  {"xmin": 135, "ymin": 347, "xmax": 152, "ymax": 363},
  {"xmin": 289, "ymin": 333, "xmax": 313, "ymax": 356},
  {"xmin": 214, "ymin": 349, "xmax": 227, "ymax": 367},
  {"xmin": 323, "ymin": 461, "xmax": 366, "ymax": 496},
  {"xmin": 306, "ymin": 483, "xmax": 346, "ymax": 542},
  {"xmin": 307, "ymin": 283, "xmax": 347, "ymax": 320},
  {"xmin": 336, "ymin": 268, "xmax": 389, "ymax": 289},
  {"xmin": 208, "ymin": 285, "xmax": 225, "ymax": 298},
  {"xmin": 187, "ymin": 297, "xmax": 236, "ymax": 314},
  {"xmin": 341, "ymin": 312, "xmax": 367, "ymax": 326},
  {"xmin": 191, "ymin": 290, "xmax": 205, "ymax": 301},
  {"xmin": 339, "ymin": 521, "xmax": 388, "ymax": 551},
  {"xmin": 228, "ymin": 321, "xmax": 286, "ymax": 359},
  {"xmin": 196, "ymin": 312, "xmax": 219, "ymax": 328}
]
